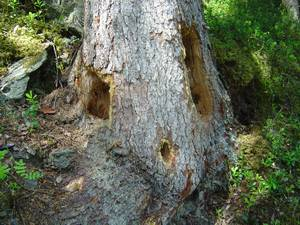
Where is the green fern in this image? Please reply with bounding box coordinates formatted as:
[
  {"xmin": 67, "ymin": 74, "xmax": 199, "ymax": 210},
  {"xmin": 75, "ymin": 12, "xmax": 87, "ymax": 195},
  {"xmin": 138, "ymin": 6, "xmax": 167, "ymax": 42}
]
[
  {"xmin": 25, "ymin": 171, "xmax": 42, "ymax": 180},
  {"xmin": 14, "ymin": 159, "xmax": 42, "ymax": 180},
  {"xmin": 14, "ymin": 159, "xmax": 27, "ymax": 178},
  {"xmin": 0, "ymin": 150, "xmax": 10, "ymax": 180},
  {"xmin": 0, "ymin": 149, "xmax": 8, "ymax": 160},
  {"xmin": 0, "ymin": 162, "xmax": 10, "ymax": 180},
  {"xmin": 9, "ymin": 182, "xmax": 21, "ymax": 191}
]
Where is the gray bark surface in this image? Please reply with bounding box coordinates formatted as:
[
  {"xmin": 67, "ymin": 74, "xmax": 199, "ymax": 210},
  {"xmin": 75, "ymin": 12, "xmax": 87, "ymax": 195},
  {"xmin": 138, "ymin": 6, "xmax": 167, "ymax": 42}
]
[{"xmin": 25, "ymin": 1, "xmax": 234, "ymax": 224}]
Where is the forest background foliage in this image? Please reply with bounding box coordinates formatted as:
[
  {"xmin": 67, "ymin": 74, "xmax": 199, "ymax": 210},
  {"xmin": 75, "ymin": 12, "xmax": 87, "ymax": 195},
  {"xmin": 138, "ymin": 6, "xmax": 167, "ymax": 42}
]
[
  {"xmin": 204, "ymin": 0, "xmax": 300, "ymax": 224},
  {"xmin": 0, "ymin": 0, "xmax": 72, "ymax": 76}
]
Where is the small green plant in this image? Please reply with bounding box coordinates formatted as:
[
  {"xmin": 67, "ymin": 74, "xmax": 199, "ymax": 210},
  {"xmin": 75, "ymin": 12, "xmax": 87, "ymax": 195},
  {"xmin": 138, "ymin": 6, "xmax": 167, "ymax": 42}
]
[
  {"xmin": 230, "ymin": 157, "xmax": 270, "ymax": 209},
  {"xmin": 33, "ymin": 0, "xmax": 46, "ymax": 10},
  {"xmin": 0, "ymin": 149, "xmax": 10, "ymax": 180},
  {"xmin": 0, "ymin": 148, "xmax": 42, "ymax": 189},
  {"xmin": 26, "ymin": 11, "xmax": 39, "ymax": 24},
  {"xmin": 32, "ymin": 0, "xmax": 46, "ymax": 17},
  {"xmin": 227, "ymin": 112, "xmax": 300, "ymax": 223},
  {"xmin": 8, "ymin": 0, "xmax": 19, "ymax": 12},
  {"xmin": 14, "ymin": 159, "xmax": 42, "ymax": 180},
  {"xmin": 23, "ymin": 90, "xmax": 39, "ymax": 130}
]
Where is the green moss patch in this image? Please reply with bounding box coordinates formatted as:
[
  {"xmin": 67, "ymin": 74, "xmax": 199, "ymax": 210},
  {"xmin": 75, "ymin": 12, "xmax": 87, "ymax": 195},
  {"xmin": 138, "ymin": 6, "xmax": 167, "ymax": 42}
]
[{"xmin": 0, "ymin": 1, "xmax": 80, "ymax": 78}]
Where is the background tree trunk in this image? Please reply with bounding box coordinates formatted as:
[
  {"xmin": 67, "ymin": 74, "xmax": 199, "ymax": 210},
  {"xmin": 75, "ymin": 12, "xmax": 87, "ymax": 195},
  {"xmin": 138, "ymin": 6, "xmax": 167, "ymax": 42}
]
[
  {"xmin": 283, "ymin": 0, "xmax": 299, "ymax": 20},
  {"xmin": 28, "ymin": 1, "xmax": 234, "ymax": 224}
]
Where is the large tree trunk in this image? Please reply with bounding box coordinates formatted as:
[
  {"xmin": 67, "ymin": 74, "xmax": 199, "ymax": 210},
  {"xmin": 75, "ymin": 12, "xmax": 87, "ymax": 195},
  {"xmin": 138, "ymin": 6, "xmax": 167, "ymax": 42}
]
[
  {"xmin": 27, "ymin": 1, "xmax": 234, "ymax": 224},
  {"xmin": 283, "ymin": 0, "xmax": 299, "ymax": 20}
]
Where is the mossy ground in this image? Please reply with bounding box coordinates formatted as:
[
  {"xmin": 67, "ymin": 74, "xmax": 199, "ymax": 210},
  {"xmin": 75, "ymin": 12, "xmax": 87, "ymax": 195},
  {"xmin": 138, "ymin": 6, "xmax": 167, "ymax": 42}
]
[
  {"xmin": 237, "ymin": 128, "xmax": 270, "ymax": 171},
  {"xmin": 0, "ymin": 0, "xmax": 80, "ymax": 77}
]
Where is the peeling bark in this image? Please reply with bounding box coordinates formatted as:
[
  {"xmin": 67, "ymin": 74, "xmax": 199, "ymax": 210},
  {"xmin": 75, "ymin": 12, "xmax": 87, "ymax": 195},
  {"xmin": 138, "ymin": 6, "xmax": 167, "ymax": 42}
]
[{"xmin": 25, "ymin": 1, "xmax": 234, "ymax": 224}]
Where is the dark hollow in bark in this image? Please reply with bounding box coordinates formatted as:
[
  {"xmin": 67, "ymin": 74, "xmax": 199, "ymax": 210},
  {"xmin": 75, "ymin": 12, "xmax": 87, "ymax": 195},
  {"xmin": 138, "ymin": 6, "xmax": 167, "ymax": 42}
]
[
  {"xmin": 182, "ymin": 25, "xmax": 213, "ymax": 120},
  {"xmin": 85, "ymin": 71, "xmax": 111, "ymax": 119},
  {"xmin": 159, "ymin": 139, "xmax": 176, "ymax": 167}
]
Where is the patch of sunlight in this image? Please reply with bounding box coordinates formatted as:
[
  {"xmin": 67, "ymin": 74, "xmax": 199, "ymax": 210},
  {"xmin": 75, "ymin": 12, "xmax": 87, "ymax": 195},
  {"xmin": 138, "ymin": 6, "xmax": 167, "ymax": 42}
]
[
  {"xmin": 237, "ymin": 127, "xmax": 270, "ymax": 170},
  {"xmin": 7, "ymin": 26, "xmax": 44, "ymax": 58},
  {"xmin": 203, "ymin": 0, "xmax": 234, "ymax": 19},
  {"xmin": 251, "ymin": 50, "xmax": 271, "ymax": 85}
]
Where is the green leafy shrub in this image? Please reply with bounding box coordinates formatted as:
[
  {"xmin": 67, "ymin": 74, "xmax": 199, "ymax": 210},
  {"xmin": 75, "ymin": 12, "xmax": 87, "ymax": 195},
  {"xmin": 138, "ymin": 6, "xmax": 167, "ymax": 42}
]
[
  {"xmin": 33, "ymin": 0, "xmax": 46, "ymax": 12},
  {"xmin": 226, "ymin": 114, "xmax": 299, "ymax": 223},
  {"xmin": 230, "ymin": 155, "xmax": 270, "ymax": 209},
  {"xmin": 8, "ymin": 0, "xmax": 19, "ymax": 11}
]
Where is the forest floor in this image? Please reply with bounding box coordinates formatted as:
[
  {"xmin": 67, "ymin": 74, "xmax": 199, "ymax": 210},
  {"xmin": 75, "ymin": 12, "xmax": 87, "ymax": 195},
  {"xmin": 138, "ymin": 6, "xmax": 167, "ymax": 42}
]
[
  {"xmin": 0, "ymin": 91, "xmax": 267, "ymax": 225},
  {"xmin": 0, "ymin": 91, "xmax": 243, "ymax": 224},
  {"xmin": 0, "ymin": 88, "xmax": 91, "ymax": 224}
]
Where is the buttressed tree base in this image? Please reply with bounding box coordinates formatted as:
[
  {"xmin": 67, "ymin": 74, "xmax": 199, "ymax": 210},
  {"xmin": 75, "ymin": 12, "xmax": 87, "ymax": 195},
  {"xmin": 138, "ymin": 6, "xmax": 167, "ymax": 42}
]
[{"xmin": 25, "ymin": 1, "xmax": 234, "ymax": 224}]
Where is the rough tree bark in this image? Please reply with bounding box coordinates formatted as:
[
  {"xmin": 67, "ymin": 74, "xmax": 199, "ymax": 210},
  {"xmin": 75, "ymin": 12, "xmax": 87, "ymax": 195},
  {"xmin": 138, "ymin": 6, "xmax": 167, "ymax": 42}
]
[
  {"xmin": 283, "ymin": 0, "xmax": 299, "ymax": 20},
  {"xmin": 30, "ymin": 1, "xmax": 234, "ymax": 224}
]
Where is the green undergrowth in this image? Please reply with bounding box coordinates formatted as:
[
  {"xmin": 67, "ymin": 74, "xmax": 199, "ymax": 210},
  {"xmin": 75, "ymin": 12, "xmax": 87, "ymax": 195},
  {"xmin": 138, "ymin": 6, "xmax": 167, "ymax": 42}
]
[
  {"xmin": 204, "ymin": 0, "xmax": 300, "ymax": 224},
  {"xmin": 0, "ymin": 0, "xmax": 75, "ymax": 76},
  {"xmin": 229, "ymin": 114, "xmax": 300, "ymax": 224},
  {"xmin": 0, "ymin": 147, "xmax": 43, "ymax": 208},
  {"xmin": 204, "ymin": 0, "xmax": 300, "ymax": 120},
  {"xmin": 0, "ymin": 0, "xmax": 75, "ymax": 217}
]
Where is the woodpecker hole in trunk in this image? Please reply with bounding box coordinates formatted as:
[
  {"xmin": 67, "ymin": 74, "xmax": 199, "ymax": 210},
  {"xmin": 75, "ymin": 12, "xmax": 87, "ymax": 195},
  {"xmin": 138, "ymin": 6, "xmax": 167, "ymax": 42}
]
[
  {"xmin": 182, "ymin": 25, "xmax": 213, "ymax": 120},
  {"xmin": 159, "ymin": 140, "xmax": 175, "ymax": 167},
  {"xmin": 86, "ymin": 71, "xmax": 111, "ymax": 120}
]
